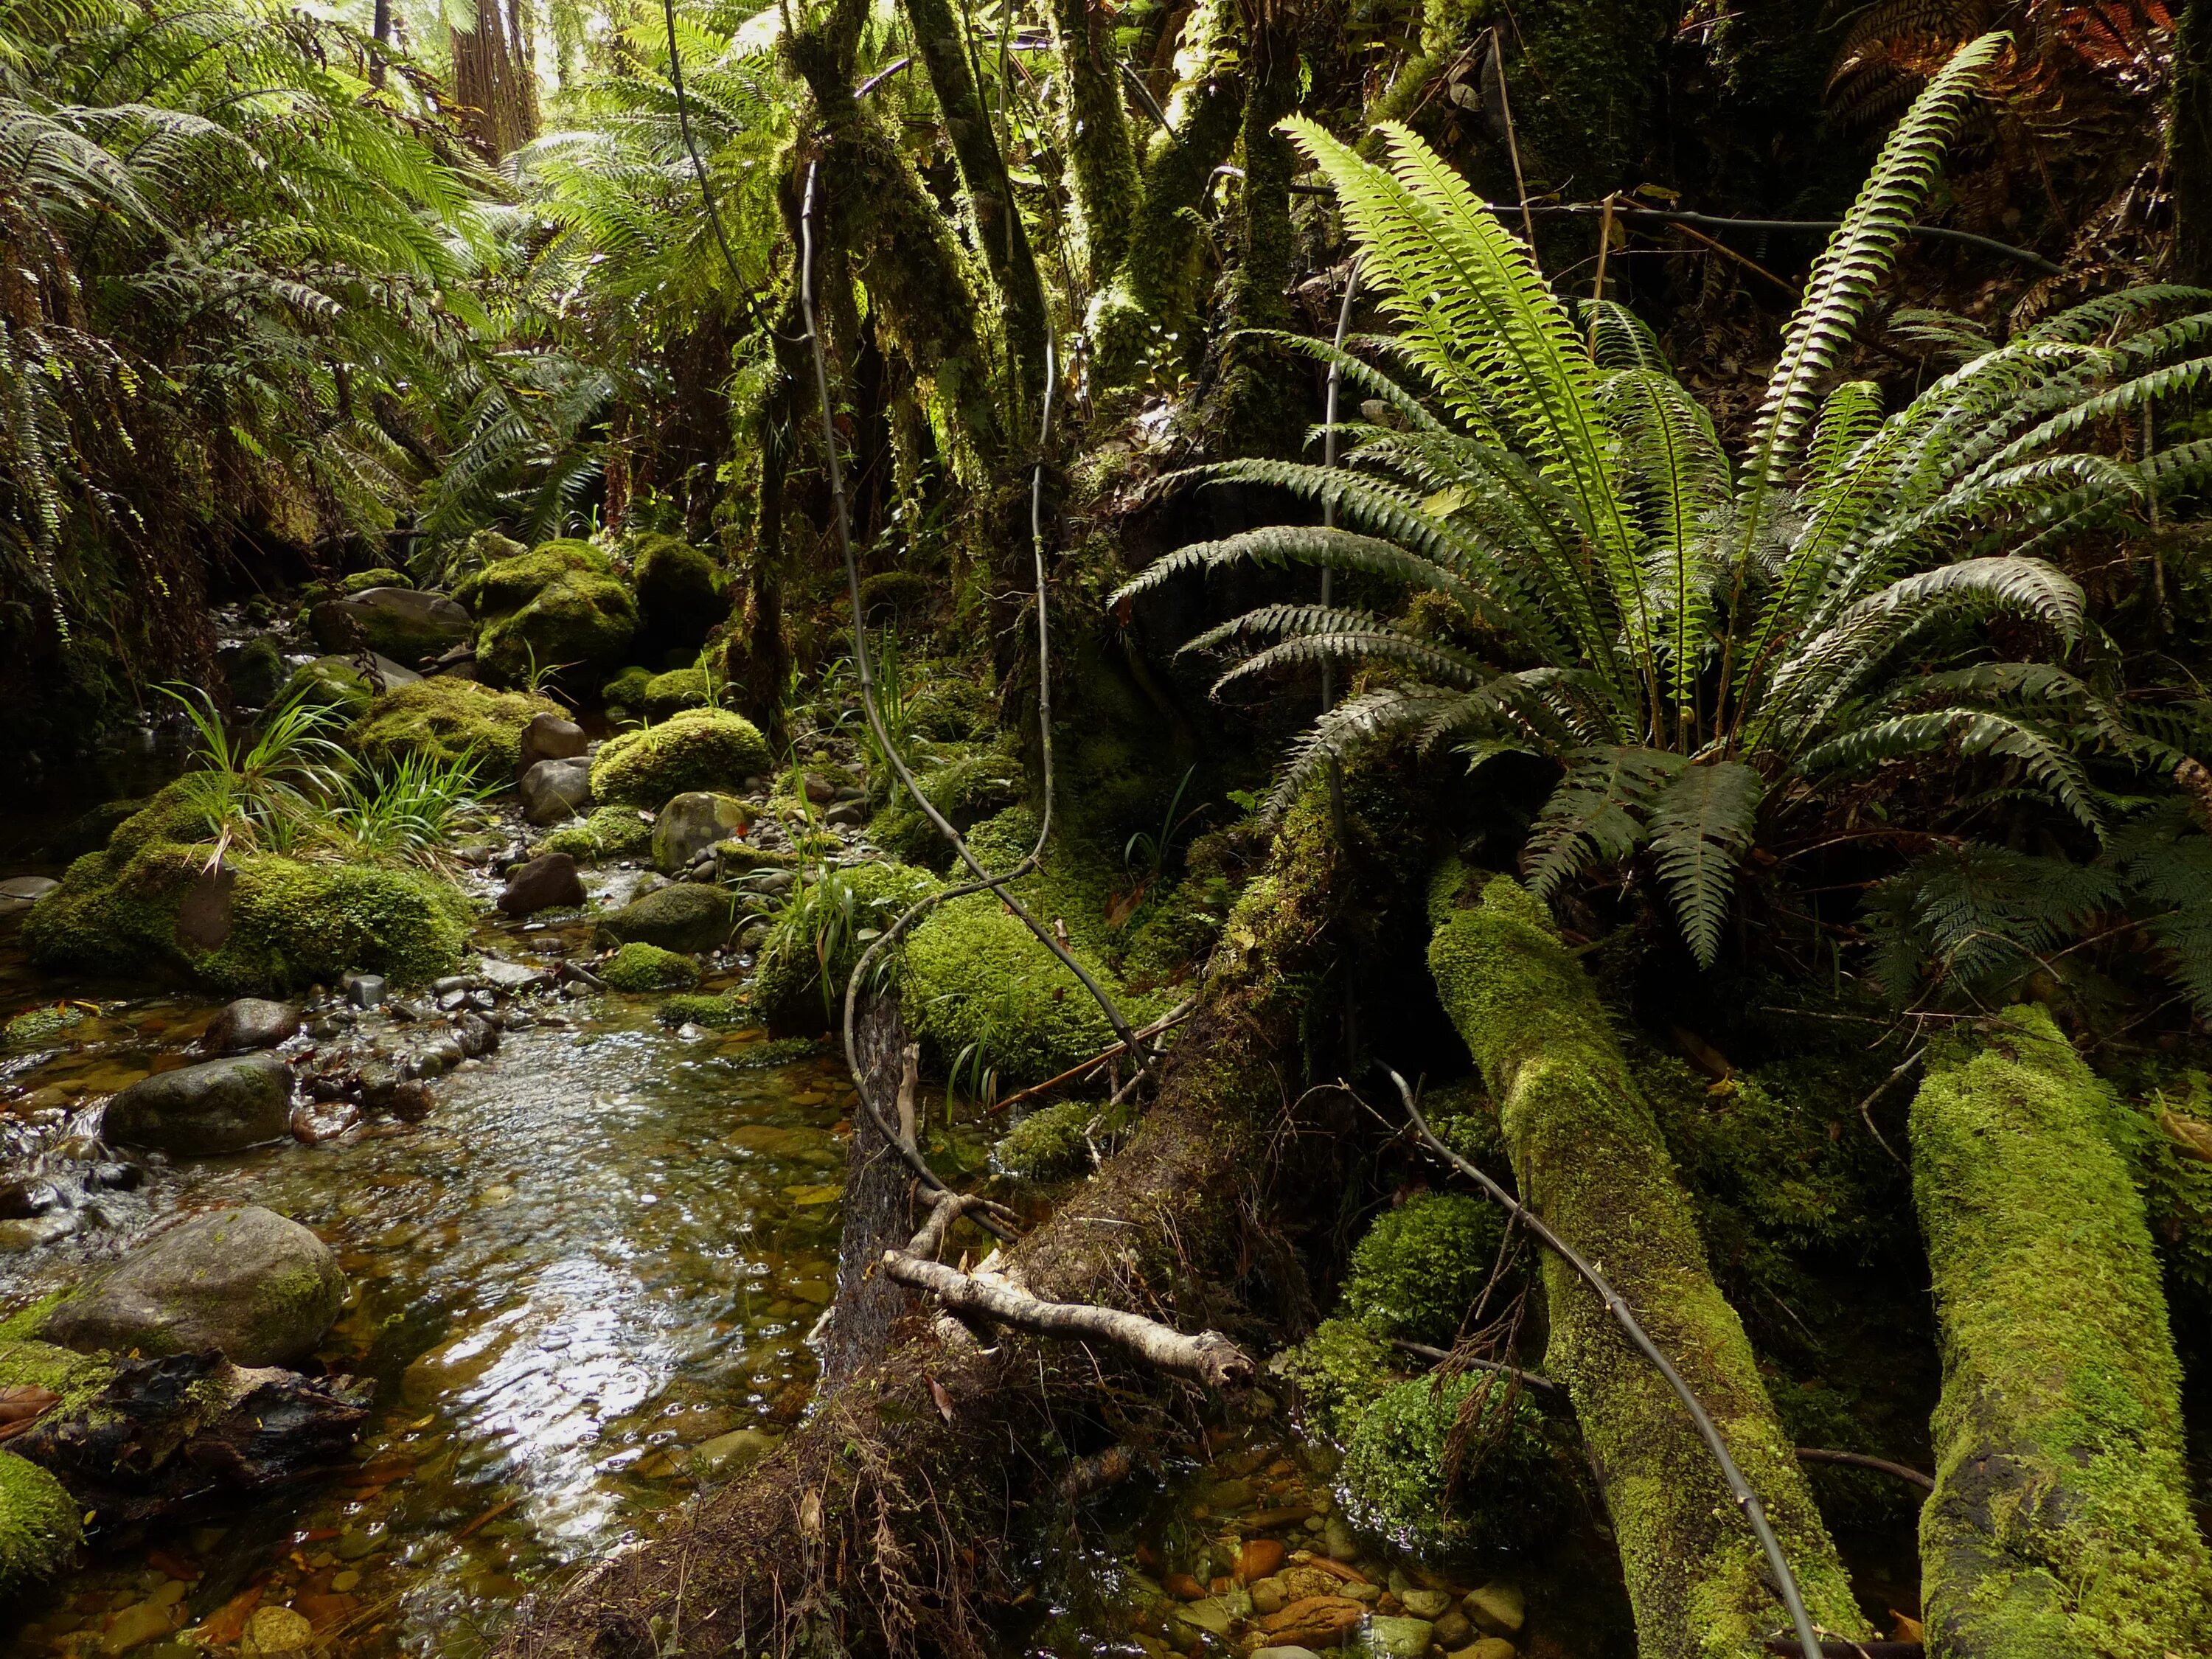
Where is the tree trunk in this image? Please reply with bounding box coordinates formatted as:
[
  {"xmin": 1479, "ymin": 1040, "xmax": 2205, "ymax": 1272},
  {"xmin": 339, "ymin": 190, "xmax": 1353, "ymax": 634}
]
[
  {"xmin": 1425, "ymin": 867, "xmax": 1867, "ymax": 1659},
  {"xmin": 450, "ymin": 0, "xmax": 538, "ymax": 159},
  {"xmin": 1044, "ymin": 0, "xmax": 1139, "ymax": 284},
  {"xmin": 501, "ymin": 793, "xmax": 1372, "ymax": 1659},
  {"xmin": 2174, "ymin": 0, "xmax": 2212, "ymax": 284},
  {"xmin": 370, "ymin": 0, "xmax": 390, "ymax": 89},
  {"xmin": 1909, "ymin": 1006, "xmax": 2212, "ymax": 1658},
  {"xmin": 1203, "ymin": 0, "xmax": 1302, "ymax": 455},
  {"xmin": 818, "ymin": 995, "xmax": 925, "ymax": 1386}
]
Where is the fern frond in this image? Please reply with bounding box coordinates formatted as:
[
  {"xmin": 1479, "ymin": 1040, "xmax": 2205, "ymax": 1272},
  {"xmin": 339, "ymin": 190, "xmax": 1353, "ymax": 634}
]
[{"xmin": 1648, "ymin": 759, "xmax": 1764, "ymax": 967}]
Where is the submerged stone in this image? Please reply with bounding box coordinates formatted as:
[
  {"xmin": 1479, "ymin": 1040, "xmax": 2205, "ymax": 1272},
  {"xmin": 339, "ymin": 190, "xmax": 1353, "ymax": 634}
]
[
  {"xmin": 204, "ymin": 998, "xmax": 299, "ymax": 1054},
  {"xmin": 104, "ymin": 1052, "xmax": 293, "ymax": 1154}
]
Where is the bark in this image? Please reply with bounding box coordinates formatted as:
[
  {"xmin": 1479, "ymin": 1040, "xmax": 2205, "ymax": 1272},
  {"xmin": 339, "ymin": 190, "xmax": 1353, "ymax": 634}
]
[
  {"xmin": 1425, "ymin": 867, "xmax": 1866, "ymax": 1659},
  {"xmin": 900, "ymin": 0, "xmax": 1051, "ymax": 417},
  {"xmin": 450, "ymin": 0, "xmax": 538, "ymax": 160},
  {"xmin": 1909, "ymin": 1006, "xmax": 2212, "ymax": 1658},
  {"xmin": 500, "ymin": 793, "xmax": 1373, "ymax": 1659},
  {"xmin": 1044, "ymin": 0, "xmax": 1140, "ymax": 282},
  {"xmin": 819, "ymin": 995, "xmax": 926, "ymax": 1387},
  {"xmin": 2174, "ymin": 0, "xmax": 2212, "ymax": 284},
  {"xmin": 1204, "ymin": 0, "xmax": 1302, "ymax": 456}
]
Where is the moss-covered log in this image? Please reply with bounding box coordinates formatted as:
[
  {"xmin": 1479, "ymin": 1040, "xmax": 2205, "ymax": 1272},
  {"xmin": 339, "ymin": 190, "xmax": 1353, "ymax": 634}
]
[
  {"xmin": 501, "ymin": 790, "xmax": 1388, "ymax": 1659},
  {"xmin": 1910, "ymin": 1007, "xmax": 2212, "ymax": 1658},
  {"xmin": 1426, "ymin": 868, "xmax": 1865, "ymax": 1659}
]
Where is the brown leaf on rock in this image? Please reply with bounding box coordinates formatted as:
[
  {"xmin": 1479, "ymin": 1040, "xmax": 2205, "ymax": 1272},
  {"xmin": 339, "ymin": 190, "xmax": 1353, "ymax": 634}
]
[{"xmin": 2160, "ymin": 1108, "xmax": 2212, "ymax": 1164}]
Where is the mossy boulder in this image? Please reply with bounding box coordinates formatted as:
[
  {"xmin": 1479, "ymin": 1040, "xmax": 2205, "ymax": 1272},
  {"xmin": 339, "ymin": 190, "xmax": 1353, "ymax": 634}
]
[
  {"xmin": 477, "ymin": 570, "xmax": 639, "ymax": 687},
  {"xmin": 858, "ymin": 568, "xmax": 932, "ymax": 627},
  {"xmin": 1340, "ymin": 1371, "xmax": 1559, "ymax": 1554},
  {"xmin": 993, "ymin": 1099, "xmax": 1103, "ymax": 1182},
  {"xmin": 23, "ymin": 787, "xmax": 472, "ymax": 994},
  {"xmin": 632, "ymin": 535, "xmax": 728, "ymax": 654},
  {"xmin": 346, "ymin": 679, "xmax": 567, "ymax": 773},
  {"xmin": 4, "ymin": 1005, "xmax": 87, "ymax": 1049},
  {"xmin": 104, "ymin": 1052, "xmax": 293, "ymax": 1154},
  {"xmin": 453, "ymin": 538, "xmax": 610, "ymax": 616},
  {"xmin": 871, "ymin": 738, "xmax": 1023, "ymax": 866},
  {"xmin": 601, "ymin": 664, "xmax": 655, "ymax": 711},
  {"xmin": 659, "ymin": 992, "xmax": 755, "ymax": 1030},
  {"xmin": 596, "ymin": 883, "xmax": 738, "ymax": 953},
  {"xmin": 539, "ymin": 804, "xmax": 655, "ymax": 863},
  {"xmin": 0, "ymin": 1451, "xmax": 80, "ymax": 1599},
  {"xmin": 600, "ymin": 942, "xmax": 702, "ymax": 992},
  {"xmin": 219, "ymin": 635, "xmax": 287, "ymax": 706},
  {"xmin": 277, "ymin": 657, "xmax": 378, "ymax": 723},
  {"xmin": 309, "ymin": 588, "xmax": 473, "ymax": 665},
  {"xmin": 591, "ymin": 709, "xmax": 772, "ymax": 809},
  {"xmin": 340, "ymin": 566, "xmax": 410, "ymax": 595},
  {"xmin": 753, "ymin": 862, "xmax": 943, "ymax": 1033},
  {"xmin": 641, "ymin": 667, "xmax": 712, "ymax": 720},
  {"xmin": 1341, "ymin": 1192, "xmax": 1506, "ymax": 1347},
  {"xmin": 1272, "ymin": 1318, "xmax": 1397, "ymax": 1442}
]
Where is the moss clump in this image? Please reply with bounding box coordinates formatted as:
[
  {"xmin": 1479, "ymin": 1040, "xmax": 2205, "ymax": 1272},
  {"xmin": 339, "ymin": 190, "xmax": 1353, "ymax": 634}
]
[
  {"xmin": 753, "ymin": 862, "xmax": 943, "ymax": 1033},
  {"xmin": 1341, "ymin": 1192, "xmax": 1506, "ymax": 1347},
  {"xmin": 1911, "ymin": 1006, "xmax": 2212, "ymax": 1657},
  {"xmin": 597, "ymin": 883, "xmax": 740, "ymax": 953},
  {"xmin": 870, "ymin": 737, "xmax": 1024, "ymax": 866},
  {"xmin": 539, "ymin": 804, "xmax": 654, "ymax": 863},
  {"xmin": 1272, "ymin": 1317, "xmax": 1397, "ymax": 1442},
  {"xmin": 601, "ymin": 664, "xmax": 655, "ymax": 711},
  {"xmin": 858, "ymin": 568, "xmax": 932, "ymax": 626},
  {"xmin": 1340, "ymin": 1371, "xmax": 1560, "ymax": 1554},
  {"xmin": 0, "ymin": 1451, "xmax": 81, "ymax": 1599},
  {"xmin": 4, "ymin": 1004, "xmax": 88, "ymax": 1049},
  {"xmin": 453, "ymin": 538, "xmax": 611, "ymax": 616},
  {"xmin": 600, "ymin": 942, "xmax": 702, "ymax": 992},
  {"xmin": 591, "ymin": 709, "xmax": 773, "ymax": 809},
  {"xmin": 659, "ymin": 992, "xmax": 754, "ymax": 1030},
  {"xmin": 276, "ymin": 656, "xmax": 377, "ymax": 722},
  {"xmin": 477, "ymin": 570, "xmax": 639, "ymax": 686},
  {"xmin": 633, "ymin": 535, "xmax": 727, "ymax": 653},
  {"xmin": 346, "ymin": 679, "xmax": 566, "ymax": 773},
  {"xmin": 341, "ymin": 566, "xmax": 410, "ymax": 594},
  {"xmin": 642, "ymin": 667, "xmax": 712, "ymax": 720},
  {"xmin": 904, "ymin": 672, "xmax": 995, "ymax": 742},
  {"xmin": 994, "ymin": 1099, "xmax": 1101, "ymax": 1181},
  {"xmin": 220, "ymin": 635, "xmax": 287, "ymax": 706},
  {"xmin": 24, "ymin": 787, "xmax": 472, "ymax": 993}
]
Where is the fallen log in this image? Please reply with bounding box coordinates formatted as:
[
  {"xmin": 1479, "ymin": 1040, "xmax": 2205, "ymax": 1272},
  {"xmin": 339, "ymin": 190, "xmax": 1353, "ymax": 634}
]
[
  {"xmin": 1425, "ymin": 866, "xmax": 1868, "ymax": 1659},
  {"xmin": 1910, "ymin": 1006, "xmax": 2212, "ymax": 1656}
]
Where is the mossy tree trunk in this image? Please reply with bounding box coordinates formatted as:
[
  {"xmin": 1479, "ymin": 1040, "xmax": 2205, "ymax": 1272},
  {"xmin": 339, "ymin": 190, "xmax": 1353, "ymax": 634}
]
[
  {"xmin": 1044, "ymin": 0, "xmax": 1140, "ymax": 284},
  {"xmin": 1426, "ymin": 868, "xmax": 1867, "ymax": 1659},
  {"xmin": 1909, "ymin": 1006, "xmax": 2212, "ymax": 1658}
]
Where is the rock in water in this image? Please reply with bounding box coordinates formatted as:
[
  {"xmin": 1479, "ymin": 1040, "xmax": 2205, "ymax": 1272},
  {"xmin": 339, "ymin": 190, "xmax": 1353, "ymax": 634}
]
[
  {"xmin": 520, "ymin": 757, "xmax": 594, "ymax": 826},
  {"xmin": 595, "ymin": 883, "xmax": 737, "ymax": 953},
  {"xmin": 0, "ymin": 875, "xmax": 58, "ymax": 917},
  {"xmin": 204, "ymin": 998, "xmax": 299, "ymax": 1054},
  {"xmin": 498, "ymin": 852, "xmax": 585, "ymax": 917},
  {"xmin": 1365, "ymin": 1615, "xmax": 1434, "ymax": 1658},
  {"xmin": 42, "ymin": 1206, "xmax": 345, "ymax": 1366},
  {"xmin": 243, "ymin": 1605, "xmax": 316, "ymax": 1657},
  {"xmin": 103, "ymin": 1052, "xmax": 292, "ymax": 1155},
  {"xmin": 651, "ymin": 792, "xmax": 752, "ymax": 875},
  {"xmin": 518, "ymin": 712, "xmax": 588, "ymax": 772}
]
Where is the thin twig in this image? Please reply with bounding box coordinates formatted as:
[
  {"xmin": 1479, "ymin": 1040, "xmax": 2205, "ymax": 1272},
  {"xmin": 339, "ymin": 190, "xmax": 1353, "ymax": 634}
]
[
  {"xmin": 1387, "ymin": 1336, "xmax": 1562, "ymax": 1396},
  {"xmin": 1851, "ymin": 1047, "xmax": 1922, "ymax": 1166},
  {"xmin": 1388, "ymin": 1068, "xmax": 1829, "ymax": 1659},
  {"xmin": 1792, "ymin": 1447, "xmax": 1934, "ymax": 1494},
  {"xmin": 985, "ymin": 998, "xmax": 1195, "ymax": 1115},
  {"xmin": 1486, "ymin": 29, "xmax": 1537, "ymax": 260}
]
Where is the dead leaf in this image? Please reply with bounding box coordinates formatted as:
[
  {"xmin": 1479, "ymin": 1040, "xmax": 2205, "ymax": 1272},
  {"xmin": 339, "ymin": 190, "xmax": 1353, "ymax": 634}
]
[
  {"xmin": 928, "ymin": 1376, "xmax": 954, "ymax": 1425},
  {"xmin": 799, "ymin": 1489, "xmax": 824, "ymax": 1539},
  {"xmin": 2160, "ymin": 1108, "xmax": 2212, "ymax": 1164},
  {"xmin": 1891, "ymin": 1610, "xmax": 1924, "ymax": 1642},
  {"xmin": 0, "ymin": 1385, "xmax": 58, "ymax": 1439}
]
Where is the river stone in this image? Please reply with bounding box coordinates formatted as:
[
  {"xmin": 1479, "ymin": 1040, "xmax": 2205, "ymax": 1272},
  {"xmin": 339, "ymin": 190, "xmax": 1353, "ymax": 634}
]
[
  {"xmin": 1322, "ymin": 1514, "xmax": 1359, "ymax": 1560},
  {"xmin": 1432, "ymin": 1610, "xmax": 1472, "ymax": 1648},
  {"xmin": 1447, "ymin": 1643, "xmax": 1515, "ymax": 1659},
  {"xmin": 651, "ymin": 792, "xmax": 753, "ymax": 875},
  {"xmin": 1399, "ymin": 1589, "xmax": 1453, "ymax": 1620},
  {"xmin": 1251, "ymin": 1649, "xmax": 1323, "ymax": 1659},
  {"xmin": 479, "ymin": 955, "xmax": 552, "ymax": 992},
  {"xmin": 1365, "ymin": 1615, "xmax": 1433, "ymax": 1658},
  {"xmin": 204, "ymin": 998, "xmax": 299, "ymax": 1054},
  {"xmin": 103, "ymin": 1051, "xmax": 292, "ymax": 1155},
  {"xmin": 1463, "ymin": 1583, "xmax": 1524, "ymax": 1635},
  {"xmin": 520, "ymin": 757, "xmax": 594, "ymax": 826},
  {"xmin": 0, "ymin": 874, "xmax": 58, "ymax": 916},
  {"xmin": 688, "ymin": 1426, "xmax": 780, "ymax": 1477},
  {"xmin": 42, "ymin": 1205, "xmax": 344, "ymax": 1366},
  {"xmin": 498, "ymin": 851, "xmax": 585, "ymax": 917},
  {"xmin": 518, "ymin": 712, "xmax": 588, "ymax": 772},
  {"xmin": 241, "ymin": 1604, "xmax": 315, "ymax": 1656},
  {"xmin": 314, "ymin": 588, "xmax": 473, "ymax": 664},
  {"xmin": 595, "ymin": 883, "xmax": 736, "ymax": 953}
]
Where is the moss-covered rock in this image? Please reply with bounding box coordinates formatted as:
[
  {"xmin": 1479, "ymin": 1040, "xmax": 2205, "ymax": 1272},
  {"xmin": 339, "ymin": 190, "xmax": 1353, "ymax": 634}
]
[
  {"xmin": 591, "ymin": 709, "xmax": 773, "ymax": 808},
  {"xmin": 23, "ymin": 787, "xmax": 472, "ymax": 993},
  {"xmin": 904, "ymin": 672, "xmax": 995, "ymax": 742},
  {"xmin": 1340, "ymin": 1371, "xmax": 1561, "ymax": 1554},
  {"xmin": 600, "ymin": 942, "xmax": 702, "ymax": 992},
  {"xmin": 1271, "ymin": 1317, "xmax": 1397, "ymax": 1443},
  {"xmin": 308, "ymin": 588, "xmax": 473, "ymax": 665},
  {"xmin": 601, "ymin": 664, "xmax": 655, "ymax": 711},
  {"xmin": 453, "ymin": 538, "xmax": 611, "ymax": 616},
  {"xmin": 346, "ymin": 679, "xmax": 566, "ymax": 773},
  {"xmin": 1341, "ymin": 1192, "xmax": 1507, "ymax": 1347},
  {"xmin": 633, "ymin": 535, "xmax": 728, "ymax": 654},
  {"xmin": 993, "ymin": 1098, "xmax": 1101, "ymax": 1181},
  {"xmin": 642, "ymin": 667, "xmax": 712, "ymax": 720},
  {"xmin": 477, "ymin": 570, "xmax": 639, "ymax": 687},
  {"xmin": 659, "ymin": 991, "xmax": 756, "ymax": 1030},
  {"xmin": 4, "ymin": 1005, "xmax": 88, "ymax": 1049},
  {"xmin": 276, "ymin": 656, "xmax": 378, "ymax": 723},
  {"xmin": 858, "ymin": 568, "xmax": 932, "ymax": 627},
  {"xmin": 596, "ymin": 883, "xmax": 739, "ymax": 953},
  {"xmin": 0, "ymin": 1450, "xmax": 80, "ymax": 1599},
  {"xmin": 538, "ymin": 804, "xmax": 655, "ymax": 863},
  {"xmin": 753, "ymin": 862, "xmax": 943, "ymax": 1033},
  {"xmin": 340, "ymin": 567, "xmax": 411, "ymax": 595},
  {"xmin": 871, "ymin": 738, "xmax": 1024, "ymax": 866},
  {"xmin": 219, "ymin": 635, "xmax": 287, "ymax": 706}
]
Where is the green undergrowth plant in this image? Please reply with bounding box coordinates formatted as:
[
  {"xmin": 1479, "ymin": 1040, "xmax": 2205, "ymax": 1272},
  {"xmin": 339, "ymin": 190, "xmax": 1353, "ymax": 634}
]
[{"xmin": 1115, "ymin": 37, "xmax": 2212, "ymax": 980}]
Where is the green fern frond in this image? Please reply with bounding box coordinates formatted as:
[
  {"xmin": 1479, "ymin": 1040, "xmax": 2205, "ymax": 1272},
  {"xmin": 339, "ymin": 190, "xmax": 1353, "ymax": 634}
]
[{"xmin": 1648, "ymin": 758, "xmax": 1764, "ymax": 967}]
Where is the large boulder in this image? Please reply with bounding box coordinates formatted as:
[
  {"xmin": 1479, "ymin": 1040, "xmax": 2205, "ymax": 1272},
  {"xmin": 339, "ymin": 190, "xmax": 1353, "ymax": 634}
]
[
  {"xmin": 347, "ymin": 679, "xmax": 568, "ymax": 774},
  {"xmin": 103, "ymin": 1052, "xmax": 293, "ymax": 1154},
  {"xmin": 310, "ymin": 587, "xmax": 473, "ymax": 666},
  {"xmin": 42, "ymin": 1206, "xmax": 345, "ymax": 1367},
  {"xmin": 498, "ymin": 851, "xmax": 585, "ymax": 917},
  {"xmin": 596, "ymin": 883, "xmax": 737, "ymax": 953},
  {"xmin": 591, "ymin": 709, "xmax": 772, "ymax": 808},
  {"xmin": 653, "ymin": 793, "xmax": 751, "ymax": 874},
  {"xmin": 471, "ymin": 543, "xmax": 638, "ymax": 688},
  {"xmin": 453, "ymin": 538, "xmax": 608, "ymax": 616},
  {"xmin": 631, "ymin": 535, "xmax": 728, "ymax": 655},
  {"xmin": 641, "ymin": 667, "xmax": 712, "ymax": 720},
  {"xmin": 0, "ymin": 1451, "xmax": 80, "ymax": 1600},
  {"xmin": 204, "ymin": 998, "xmax": 299, "ymax": 1054},
  {"xmin": 518, "ymin": 712, "xmax": 588, "ymax": 771},
  {"xmin": 521, "ymin": 757, "xmax": 594, "ymax": 825},
  {"xmin": 218, "ymin": 635, "xmax": 287, "ymax": 706},
  {"xmin": 274, "ymin": 656, "xmax": 379, "ymax": 722}
]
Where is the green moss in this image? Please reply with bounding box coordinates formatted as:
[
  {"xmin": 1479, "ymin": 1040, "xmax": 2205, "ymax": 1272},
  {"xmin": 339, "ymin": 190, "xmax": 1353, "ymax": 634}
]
[
  {"xmin": 1911, "ymin": 1007, "xmax": 2212, "ymax": 1658},
  {"xmin": 453, "ymin": 538, "xmax": 611, "ymax": 616},
  {"xmin": 600, "ymin": 942, "xmax": 702, "ymax": 992},
  {"xmin": 591, "ymin": 709, "xmax": 773, "ymax": 808},
  {"xmin": 1340, "ymin": 1371, "xmax": 1561, "ymax": 1554},
  {"xmin": 633, "ymin": 535, "xmax": 727, "ymax": 652},
  {"xmin": 341, "ymin": 567, "xmax": 409, "ymax": 594},
  {"xmin": 1341, "ymin": 1192, "xmax": 1507, "ymax": 1347},
  {"xmin": 1271, "ymin": 1316, "xmax": 1397, "ymax": 1442},
  {"xmin": 870, "ymin": 737, "xmax": 1025, "ymax": 866},
  {"xmin": 22, "ymin": 787, "xmax": 472, "ymax": 993},
  {"xmin": 4, "ymin": 1005, "xmax": 88, "ymax": 1049},
  {"xmin": 477, "ymin": 570, "xmax": 639, "ymax": 686},
  {"xmin": 904, "ymin": 672, "xmax": 995, "ymax": 742},
  {"xmin": 858, "ymin": 568, "xmax": 932, "ymax": 626},
  {"xmin": 642, "ymin": 667, "xmax": 712, "ymax": 720},
  {"xmin": 538, "ymin": 804, "xmax": 655, "ymax": 863},
  {"xmin": 0, "ymin": 1450, "xmax": 80, "ymax": 1599},
  {"xmin": 659, "ymin": 992, "xmax": 755, "ymax": 1030},
  {"xmin": 993, "ymin": 1098, "xmax": 1101, "ymax": 1181},
  {"xmin": 346, "ymin": 678, "xmax": 566, "ymax": 773},
  {"xmin": 276, "ymin": 657, "xmax": 376, "ymax": 723},
  {"xmin": 1426, "ymin": 865, "xmax": 1865, "ymax": 1655},
  {"xmin": 601, "ymin": 664, "xmax": 655, "ymax": 710},
  {"xmin": 753, "ymin": 861, "xmax": 943, "ymax": 1033},
  {"xmin": 221, "ymin": 635, "xmax": 286, "ymax": 706}
]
